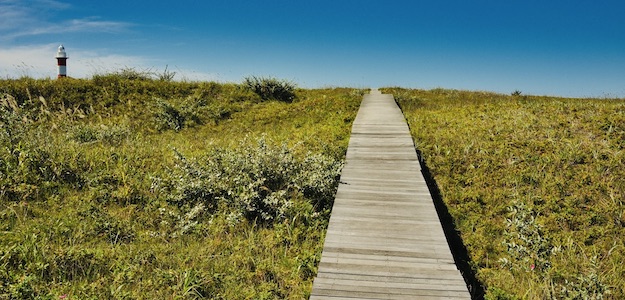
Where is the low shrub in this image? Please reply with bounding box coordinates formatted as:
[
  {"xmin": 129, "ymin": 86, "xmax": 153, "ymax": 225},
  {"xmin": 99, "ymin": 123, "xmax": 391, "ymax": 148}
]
[
  {"xmin": 93, "ymin": 67, "xmax": 153, "ymax": 82},
  {"xmin": 70, "ymin": 124, "xmax": 99, "ymax": 143},
  {"xmin": 69, "ymin": 124, "xmax": 130, "ymax": 145},
  {"xmin": 1, "ymin": 104, "xmax": 83, "ymax": 201},
  {"xmin": 151, "ymin": 98, "xmax": 186, "ymax": 131},
  {"xmin": 160, "ymin": 136, "xmax": 343, "ymax": 225},
  {"xmin": 150, "ymin": 93, "xmax": 237, "ymax": 132},
  {"xmin": 243, "ymin": 76, "xmax": 296, "ymax": 102}
]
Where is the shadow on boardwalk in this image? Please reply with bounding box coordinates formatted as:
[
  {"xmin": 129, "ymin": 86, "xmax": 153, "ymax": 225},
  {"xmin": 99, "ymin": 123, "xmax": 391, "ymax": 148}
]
[{"xmin": 416, "ymin": 149, "xmax": 486, "ymax": 300}]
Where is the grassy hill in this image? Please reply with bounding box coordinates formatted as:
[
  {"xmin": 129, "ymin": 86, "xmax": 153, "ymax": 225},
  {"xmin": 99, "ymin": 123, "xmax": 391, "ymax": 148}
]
[
  {"xmin": 0, "ymin": 74, "xmax": 364, "ymax": 299},
  {"xmin": 386, "ymin": 87, "xmax": 625, "ymax": 299},
  {"xmin": 4, "ymin": 75, "xmax": 625, "ymax": 299}
]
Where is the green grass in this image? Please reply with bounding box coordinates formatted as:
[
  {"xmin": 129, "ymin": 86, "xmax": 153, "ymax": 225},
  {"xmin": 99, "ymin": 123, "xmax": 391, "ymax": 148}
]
[
  {"xmin": 12, "ymin": 75, "xmax": 624, "ymax": 299},
  {"xmin": 385, "ymin": 87, "xmax": 625, "ymax": 299},
  {"xmin": 1, "ymin": 76, "xmax": 364, "ymax": 299}
]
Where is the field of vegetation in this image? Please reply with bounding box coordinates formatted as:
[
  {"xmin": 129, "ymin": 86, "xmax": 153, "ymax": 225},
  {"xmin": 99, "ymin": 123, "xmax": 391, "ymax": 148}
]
[
  {"xmin": 385, "ymin": 87, "xmax": 625, "ymax": 299},
  {"xmin": 0, "ymin": 72, "xmax": 364, "ymax": 299},
  {"xmin": 6, "ymin": 72, "xmax": 623, "ymax": 299}
]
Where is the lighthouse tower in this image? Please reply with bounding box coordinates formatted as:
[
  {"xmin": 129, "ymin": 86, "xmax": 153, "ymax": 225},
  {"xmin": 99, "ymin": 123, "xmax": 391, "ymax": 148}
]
[{"xmin": 55, "ymin": 45, "xmax": 68, "ymax": 78}]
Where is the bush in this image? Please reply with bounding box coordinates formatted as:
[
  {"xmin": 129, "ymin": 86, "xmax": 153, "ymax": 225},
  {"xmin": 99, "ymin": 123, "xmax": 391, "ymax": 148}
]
[
  {"xmin": 95, "ymin": 67, "xmax": 153, "ymax": 81},
  {"xmin": 97, "ymin": 124, "xmax": 131, "ymax": 145},
  {"xmin": 152, "ymin": 98, "xmax": 186, "ymax": 131},
  {"xmin": 150, "ymin": 92, "xmax": 238, "ymax": 132},
  {"xmin": 70, "ymin": 124, "xmax": 99, "ymax": 143},
  {"xmin": 160, "ymin": 136, "xmax": 343, "ymax": 225},
  {"xmin": 243, "ymin": 76, "xmax": 296, "ymax": 102},
  {"xmin": 1, "ymin": 101, "xmax": 85, "ymax": 202}
]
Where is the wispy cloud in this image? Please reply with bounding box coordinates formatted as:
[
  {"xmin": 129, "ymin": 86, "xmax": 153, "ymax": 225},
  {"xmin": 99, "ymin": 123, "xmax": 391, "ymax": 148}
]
[
  {"xmin": 0, "ymin": 43, "xmax": 150, "ymax": 78},
  {"xmin": 0, "ymin": 0, "xmax": 32, "ymax": 31},
  {"xmin": 8, "ymin": 18, "xmax": 132, "ymax": 39},
  {"xmin": 171, "ymin": 68, "xmax": 222, "ymax": 82},
  {"xmin": 0, "ymin": 0, "xmax": 131, "ymax": 40},
  {"xmin": 0, "ymin": 1, "xmax": 220, "ymax": 81},
  {"xmin": 0, "ymin": 44, "xmax": 60, "ymax": 78},
  {"xmin": 0, "ymin": 43, "xmax": 222, "ymax": 82}
]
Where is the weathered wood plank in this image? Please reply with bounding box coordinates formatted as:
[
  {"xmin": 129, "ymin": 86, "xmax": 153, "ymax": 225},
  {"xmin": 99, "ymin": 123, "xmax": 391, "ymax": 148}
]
[{"xmin": 310, "ymin": 89, "xmax": 470, "ymax": 299}]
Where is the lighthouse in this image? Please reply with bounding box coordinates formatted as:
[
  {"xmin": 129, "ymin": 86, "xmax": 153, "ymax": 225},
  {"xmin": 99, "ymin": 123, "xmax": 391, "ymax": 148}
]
[{"xmin": 55, "ymin": 45, "xmax": 68, "ymax": 78}]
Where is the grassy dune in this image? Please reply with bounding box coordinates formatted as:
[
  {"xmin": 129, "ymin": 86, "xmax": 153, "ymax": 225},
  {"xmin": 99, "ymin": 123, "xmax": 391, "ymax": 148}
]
[
  {"xmin": 1, "ymin": 75, "xmax": 364, "ymax": 299},
  {"xmin": 387, "ymin": 87, "xmax": 625, "ymax": 299},
  {"xmin": 6, "ymin": 75, "xmax": 623, "ymax": 299}
]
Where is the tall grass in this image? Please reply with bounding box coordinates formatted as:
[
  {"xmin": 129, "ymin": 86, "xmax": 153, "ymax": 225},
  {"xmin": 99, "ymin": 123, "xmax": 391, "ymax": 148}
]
[
  {"xmin": 0, "ymin": 75, "xmax": 363, "ymax": 298},
  {"xmin": 387, "ymin": 87, "xmax": 625, "ymax": 299}
]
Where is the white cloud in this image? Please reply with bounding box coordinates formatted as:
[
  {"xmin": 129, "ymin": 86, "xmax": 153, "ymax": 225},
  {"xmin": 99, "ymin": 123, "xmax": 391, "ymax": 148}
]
[
  {"xmin": 0, "ymin": 0, "xmax": 131, "ymax": 40},
  {"xmin": 170, "ymin": 67, "xmax": 222, "ymax": 82},
  {"xmin": 6, "ymin": 18, "xmax": 132, "ymax": 39},
  {"xmin": 0, "ymin": 1, "xmax": 220, "ymax": 81},
  {"xmin": 0, "ymin": 43, "xmax": 222, "ymax": 82},
  {"xmin": 66, "ymin": 18, "xmax": 130, "ymax": 32},
  {"xmin": 0, "ymin": 43, "xmax": 150, "ymax": 78},
  {"xmin": 0, "ymin": 1, "xmax": 33, "ymax": 31},
  {"xmin": 34, "ymin": 0, "xmax": 71, "ymax": 10},
  {"xmin": 0, "ymin": 44, "xmax": 59, "ymax": 78}
]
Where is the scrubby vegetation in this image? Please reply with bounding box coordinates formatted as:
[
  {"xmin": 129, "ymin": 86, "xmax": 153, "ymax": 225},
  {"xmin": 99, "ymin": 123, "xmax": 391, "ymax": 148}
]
[
  {"xmin": 0, "ymin": 74, "xmax": 363, "ymax": 299},
  {"xmin": 386, "ymin": 87, "xmax": 625, "ymax": 299},
  {"xmin": 243, "ymin": 76, "xmax": 296, "ymax": 103},
  {"xmin": 13, "ymin": 74, "xmax": 624, "ymax": 299}
]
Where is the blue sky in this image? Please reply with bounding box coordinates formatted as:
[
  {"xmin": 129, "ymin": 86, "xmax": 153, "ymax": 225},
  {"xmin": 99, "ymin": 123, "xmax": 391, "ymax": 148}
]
[{"xmin": 1, "ymin": 0, "xmax": 624, "ymax": 98}]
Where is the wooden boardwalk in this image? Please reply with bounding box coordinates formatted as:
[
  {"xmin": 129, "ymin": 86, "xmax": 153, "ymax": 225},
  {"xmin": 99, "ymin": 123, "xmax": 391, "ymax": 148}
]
[{"xmin": 310, "ymin": 89, "xmax": 470, "ymax": 299}]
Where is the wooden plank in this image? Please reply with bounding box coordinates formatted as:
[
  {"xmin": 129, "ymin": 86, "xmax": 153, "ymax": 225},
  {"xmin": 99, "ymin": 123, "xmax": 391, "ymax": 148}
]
[
  {"xmin": 313, "ymin": 277, "xmax": 467, "ymax": 292},
  {"xmin": 310, "ymin": 89, "xmax": 470, "ymax": 299},
  {"xmin": 318, "ymin": 252, "xmax": 456, "ymax": 265}
]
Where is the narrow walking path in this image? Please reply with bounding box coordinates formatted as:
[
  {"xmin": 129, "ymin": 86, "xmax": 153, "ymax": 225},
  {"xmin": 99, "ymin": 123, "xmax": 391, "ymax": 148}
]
[{"xmin": 310, "ymin": 89, "xmax": 470, "ymax": 299}]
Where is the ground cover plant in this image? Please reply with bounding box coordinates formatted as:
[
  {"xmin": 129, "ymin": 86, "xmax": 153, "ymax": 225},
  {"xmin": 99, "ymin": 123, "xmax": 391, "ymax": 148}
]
[
  {"xmin": 0, "ymin": 74, "xmax": 363, "ymax": 299},
  {"xmin": 385, "ymin": 87, "xmax": 625, "ymax": 299}
]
